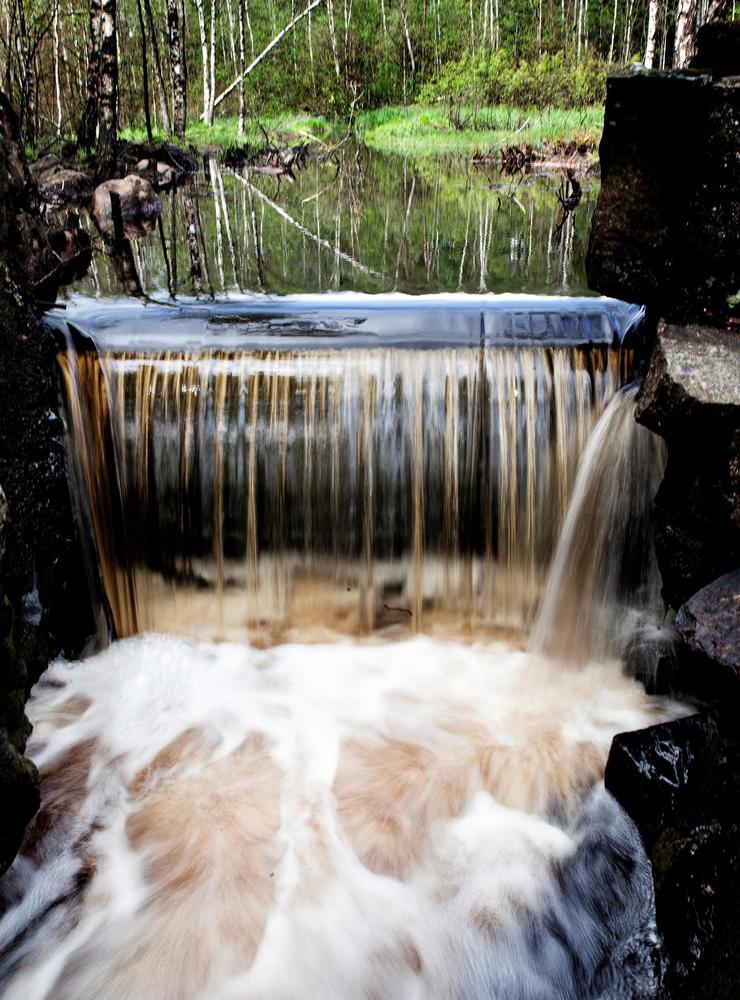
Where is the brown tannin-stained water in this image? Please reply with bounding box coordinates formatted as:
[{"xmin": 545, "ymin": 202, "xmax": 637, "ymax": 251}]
[
  {"xmin": 0, "ymin": 294, "xmax": 687, "ymax": 1000},
  {"xmin": 55, "ymin": 295, "xmax": 638, "ymax": 645}
]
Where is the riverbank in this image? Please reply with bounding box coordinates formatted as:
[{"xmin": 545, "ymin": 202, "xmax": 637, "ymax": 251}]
[{"xmin": 118, "ymin": 105, "xmax": 603, "ymax": 161}]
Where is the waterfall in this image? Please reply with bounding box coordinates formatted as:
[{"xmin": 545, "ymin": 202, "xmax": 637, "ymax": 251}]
[
  {"xmin": 58, "ymin": 329, "xmax": 634, "ymax": 645},
  {"xmin": 531, "ymin": 383, "xmax": 666, "ymax": 664},
  {"xmin": 0, "ymin": 296, "xmax": 687, "ymax": 1000}
]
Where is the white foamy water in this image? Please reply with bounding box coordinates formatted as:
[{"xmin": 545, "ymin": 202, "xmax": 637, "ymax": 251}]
[{"xmin": 0, "ymin": 634, "xmax": 684, "ymax": 999}]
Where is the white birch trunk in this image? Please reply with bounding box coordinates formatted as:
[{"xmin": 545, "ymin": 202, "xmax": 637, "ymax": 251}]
[
  {"xmin": 674, "ymin": 0, "xmax": 698, "ymax": 66},
  {"xmin": 53, "ymin": 3, "xmax": 63, "ymax": 132},
  {"xmin": 608, "ymin": 0, "xmax": 618, "ymax": 62},
  {"xmin": 194, "ymin": 0, "xmax": 211, "ymax": 123},
  {"xmin": 644, "ymin": 0, "xmax": 659, "ymax": 66}
]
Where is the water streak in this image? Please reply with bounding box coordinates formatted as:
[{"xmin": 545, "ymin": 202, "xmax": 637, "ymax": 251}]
[
  {"xmin": 531, "ymin": 384, "xmax": 666, "ymax": 664},
  {"xmin": 59, "ymin": 340, "xmax": 633, "ymax": 644}
]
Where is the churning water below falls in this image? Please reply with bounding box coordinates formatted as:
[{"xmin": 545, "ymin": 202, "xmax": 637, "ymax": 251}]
[{"xmin": 1, "ymin": 295, "xmax": 688, "ymax": 999}]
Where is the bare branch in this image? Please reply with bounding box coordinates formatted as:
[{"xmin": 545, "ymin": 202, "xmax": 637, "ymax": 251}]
[{"xmin": 213, "ymin": 0, "xmax": 324, "ymax": 110}]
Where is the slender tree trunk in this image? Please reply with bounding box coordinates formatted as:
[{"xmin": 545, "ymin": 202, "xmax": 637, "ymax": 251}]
[
  {"xmin": 705, "ymin": 0, "xmax": 728, "ymax": 19},
  {"xmin": 194, "ymin": 0, "xmax": 211, "ymax": 123},
  {"xmin": 401, "ymin": 0, "xmax": 415, "ymax": 76},
  {"xmin": 622, "ymin": 0, "xmax": 634, "ymax": 63},
  {"xmin": 17, "ymin": 0, "xmax": 36, "ymax": 145},
  {"xmin": 96, "ymin": 0, "xmax": 117, "ymax": 176},
  {"xmin": 674, "ymin": 0, "xmax": 698, "ymax": 66},
  {"xmin": 245, "ymin": 0, "xmax": 255, "ymax": 57},
  {"xmin": 326, "ymin": 0, "xmax": 341, "ymax": 79},
  {"xmin": 224, "ymin": 0, "xmax": 238, "ymax": 69},
  {"xmin": 608, "ymin": 0, "xmax": 618, "ymax": 62},
  {"xmin": 135, "ymin": 0, "xmax": 153, "ymax": 141},
  {"xmin": 208, "ymin": 0, "xmax": 216, "ymax": 122},
  {"xmin": 167, "ymin": 0, "xmax": 187, "ymax": 139},
  {"xmin": 644, "ymin": 0, "xmax": 659, "ymax": 66},
  {"xmin": 79, "ymin": 0, "xmax": 102, "ymax": 151},
  {"xmin": 144, "ymin": 0, "xmax": 171, "ymax": 132},
  {"xmin": 537, "ymin": 0, "xmax": 543, "ymax": 56},
  {"xmin": 53, "ymin": 3, "xmax": 63, "ymax": 133},
  {"xmin": 238, "ymin": 0, "xmax": 246, "ymax": 134}
]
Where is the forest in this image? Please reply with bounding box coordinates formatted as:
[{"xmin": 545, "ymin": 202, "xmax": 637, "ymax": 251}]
[{"xmin": 1, "ymin": 0, "xmax": 733, "ymax": 156}]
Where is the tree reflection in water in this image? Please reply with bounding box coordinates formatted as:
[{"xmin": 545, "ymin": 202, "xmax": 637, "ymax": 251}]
[{"xmin": 75, "ymin": 145, "xmax": 597, "ymax": 299}]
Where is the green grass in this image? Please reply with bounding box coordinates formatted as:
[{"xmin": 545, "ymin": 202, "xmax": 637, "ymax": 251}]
[
  {"xmin": 119, "ymin": 113, "xmax": 336, "ymax": 151},
  {"xmin": 119, "ymin": 105, "xmax": 602, "ymax": 158},
  {"xmin": 356, "ymin": 105, "xmax": 603, "ymax": 157}
]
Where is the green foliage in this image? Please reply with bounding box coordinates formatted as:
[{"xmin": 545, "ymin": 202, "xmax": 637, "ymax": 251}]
[
  {"xmin": 419, "ymin": 52, "xmax": 607, "ymax": 110},
  {"xmin": 6, "ymin": 0, "xmax": 636, "ymax": 149}
]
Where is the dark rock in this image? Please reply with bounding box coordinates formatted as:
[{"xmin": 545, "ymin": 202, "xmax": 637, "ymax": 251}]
[
  {"xmin": 29, "ymin": 154, "xmax": 93, "ymax": 208},
  {"xmin": 690, "ymin": 20, "xmax": 740, "ymax": 78},
  {"xmin": 92, "ymin": 175, "xmax": 162, "ymax": 235},
  {"xmin": 655, "ymin": 818, "xmax": 740, "ymax": 1000},
  {"xmin": 605, "ymin": 713, "xmax": 720, "ymax": 852},
  {"xmin": 635, "ymin": 323, "xmax": 740, "ymax": 610},
  {"xmin": 1, "ymin": 90, "xmax": 96, "ymax": 874},
  {"xmin": 0, "ymin": 733, "xmax": 39, "ymax": 875},
  {"xmin": 676, "ymin": 570, "xmax": 740, "ymax": 677},
  {"xmin": 636, "ymin": 323, "xmax": 740, "ymax": 434},
  {"xmin": 134, "ymin": 158, "xmax": 177, "ymax": 190},
  {"xmin": 586, "ymin": 69, "xmax": 740, "ymax": 326},
  {"xmin": 606, "ymin": 713, "xmax": 740, "ymax": 998},
  {"xmin": 37, "ymin": 215, "xmax": 93, "ymax": 304},
  {"xmin": 119, "ymin": 140, "xmax": 197, "ymax": 184}
]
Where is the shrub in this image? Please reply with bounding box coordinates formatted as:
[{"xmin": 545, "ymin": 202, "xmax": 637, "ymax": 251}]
[{"xmin": 420, "ymin": 52, "xmax": 607, "ymax": 110}]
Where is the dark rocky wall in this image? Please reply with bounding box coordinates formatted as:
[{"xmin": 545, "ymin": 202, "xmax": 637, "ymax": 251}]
[
  {"xmin": 586, "ymin": 28, "xmax": 739, "ymax": 328},
  {"xmin": 0, "ymin": 94, "xmax": 95, "ymax": 873},
  {"xmin": 588, "ymin": 23, "xmax": 740, "ymax": 1000},
  {"xmin": 635, "ymin": 323, "xmax": 740, "ymax": 610}
]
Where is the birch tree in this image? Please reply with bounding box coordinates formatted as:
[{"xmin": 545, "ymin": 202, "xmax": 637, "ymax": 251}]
[
  {"xmin": 194, "ymin": 0, "xmax": 212, "ymax": 123},
  {"xmin": 674, "ymin": 0, "xmax": 698, "ymax": 67},
  {"xmin": 238, "ymin": 0, "xmax": 246, "ymax": 134},
  {"xmin": 143, "ymin": 0, "xmax": 171, "ymax": 132},
  {"xmin": 166, "ymin": 0, "xmax": 186, "ymax": 138},
  {"xmin": 14, "ymin": 0, "xmax": 36, "ymax": 144},
  {"xmin": 96, "ymin": 0, "xmax": 117, "ymax": 174},
  {"xmin": 644, "ymin": 0, "xmax": 659, "ymax": 66},
  {"xmin": 78, "ymin": 0, "xmax": 102, "ymax": 151}
]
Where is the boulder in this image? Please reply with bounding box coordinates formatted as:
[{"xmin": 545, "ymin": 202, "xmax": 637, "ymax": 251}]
[
  {"xmin": 0, "ymin": 92, "xmax": 95, "ymax": 875},
  {"xmin": 605, "ymin": 713, "xmax": 720, "ymax": 852},
  {"xmin": 635, "ymin": 323, "xmax": 740, "ymax": 435},
  {"xmin": 29, "ymin": 154, "xmax": 93, "ymax": 208},
  {"xmin": 606, "ymin": 714, "xmax": 740, "ymax": 999},
  {"xmin": 635, "ymin": 324, "xmax": 740, "ymax": 610},
  {"xmin": 676, "ymin": 570, "xmax": 740, "ymax": 678},
  {"xmin": 689, "ymin": 20, "xmax": 740, "ymax": 78},
  {"xmin": 92, "ymin": 174, "xmax": 162, "ymax": 236},
  {"xmin": 134, "ymin": 158, "xmax": 178, "ymax": 190},
  {"xmin": 586, "ymin": 67, "xmax": 740, "ymax": 326}
]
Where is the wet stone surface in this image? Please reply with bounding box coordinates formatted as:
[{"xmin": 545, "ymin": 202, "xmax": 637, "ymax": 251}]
[{"xmin": 606, "ymin": 713, "xmax": 740, "ymax": 999}]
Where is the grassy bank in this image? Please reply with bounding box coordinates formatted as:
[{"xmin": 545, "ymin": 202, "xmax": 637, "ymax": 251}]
[
  {"xmin": 119, "ymin": 105, "xmax": 602, "ymax": 159},
  {"xmin": 357, "ymin": 105, "xmax": 603, "ymax": 157},
  {"xmin": 119, "ymin": 113, "xmax": 335, "ymax": 152}
]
